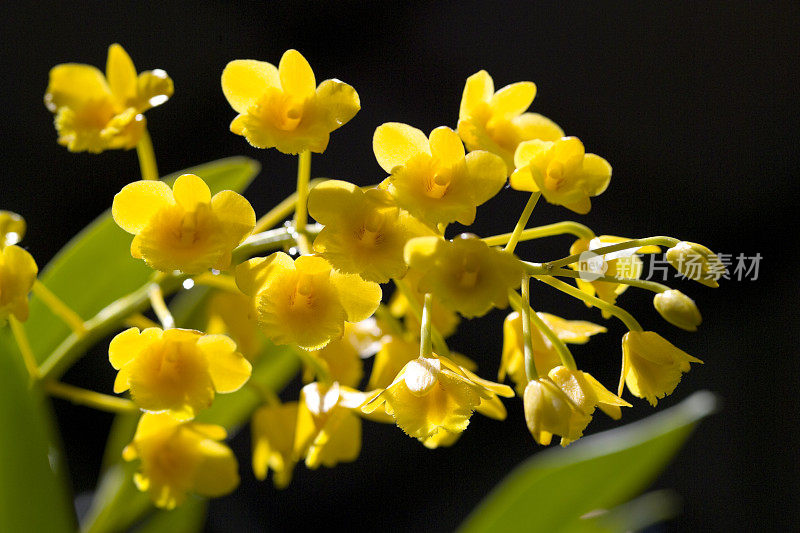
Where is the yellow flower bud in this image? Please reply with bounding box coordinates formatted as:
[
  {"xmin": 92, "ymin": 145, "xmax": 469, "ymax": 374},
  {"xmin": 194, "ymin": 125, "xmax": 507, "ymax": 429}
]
[
  {"xmin": 666, "ymin": 241, "xmax": 724, "ymax": 288},
  {"xmin": 0, "ymin": 244, "xmax": 38, "ymax": 324},
  {"xmin": 653, "ymin": 290, "xmax": 702, "ymax": 331},
  {"xmin": 523, "ymin": 378, "xmax": 590, "ymax": 446},
  {"xmin": 0, "ymin": 211, "xmax": 26, "ymax": 248}
]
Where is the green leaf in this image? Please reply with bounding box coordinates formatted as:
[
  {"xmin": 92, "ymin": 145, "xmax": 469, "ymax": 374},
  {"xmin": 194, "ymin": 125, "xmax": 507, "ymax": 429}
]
[
  {"xmin": 1, "ymin": 156, "xmax": 260, "ymax": 378},
  {"xmin": 459, "ymin": 391, "xmax": 718, "ymax": 533},
  {"xmin": 0, "ymin": 330, "xmax": 75, "ymax": 533}
]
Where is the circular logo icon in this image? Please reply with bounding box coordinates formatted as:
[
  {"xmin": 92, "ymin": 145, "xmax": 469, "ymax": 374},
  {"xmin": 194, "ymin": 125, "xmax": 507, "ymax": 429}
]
[{"xmin": 577, "ymin": 251, "xmax": 608, "ymax": 281}]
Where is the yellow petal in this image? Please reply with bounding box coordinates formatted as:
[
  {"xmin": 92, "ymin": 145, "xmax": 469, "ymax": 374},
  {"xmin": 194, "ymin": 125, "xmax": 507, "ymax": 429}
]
[
  {"xmin": 235, "ymin": 252, "xmax": 294, "ymax": 296},
  {"xmin": 513, "ymin": 113, "xmax": 564, "ymax": 142},
  {"xmin": 581, "ymin": 154, "xmax": 612, "ymax": 196},
  {"xmin": 537, "ymin": 312, "xmax": 606, "ymax": 344},
  {"xmin": 429, "ymin": 127, "xmax": 465, "ymax": 168},
  {"xmin": 490, "ymin": 81, "xmax": 536, "ymax": 117},
  {"xmin": 210, "ymin": 190, "xmax": 256, "ymax": 241},
  {"xmin": 306, "ymin": 180, "xmax": 360, "ymax": 225},
  {"xmin": 221, "ymin": 59, "xmax": 279, "ymax": 113},
  {"xmin": 514, "ymin": 139, "xmax": 551, "ymax": 169},
  {"xmin": 135, "ymin": 70, "xmax": 174, "ymax": 111},
  {"xmin": 459, "ymin": 70, "xmax": 494, "ymax": 118},
  {"xmin": 190, "ymin": 423, "xmax": 228, "ymax": 441},
  {"xmin": 279, "ymin": 49, "xmax": 316, "ymax": 98},
  {"xmin": 464, "ymin": 150, "xmax": 508, "ymax": 204},
  {"xmin": 509, "ymin": 166, "xmax": 538, "ymax": 192},
  {"xmin": 475, "ymin": 394, "xmax": 507, "ymax": 420},
  {"xmin": 198, "ymin": 334, "xmax": 252, "ymax": 393},
  {"xmin": 316, "ymin": 79, "xmax": 360, "ymax": 131},
  {"xmin": 373, "ymin": 122, "xmax": 431, "ymax": 174},
  {"xmin": 329, "ymin": 271, "xmax": 381, "ymax": 322},
  {"xmin": 584, "ymin": 372, "xmax": 631, "ymax": 407},
  {"xmin": 192, "ymin": 440, "xmax": 240, "ymax": 497},
  {"xmin": 106, "ymin": 43, "xmax": 137, "ymax": 106},
  {"xmin": 44, "ymin": 64, "xmax": 111, "ymax": 112},
  {"xmin": 112, "ymin": 180, "xmax": 174, "ymax": 234},
  {"xmin": 108, "ymin": 327, "xmax": 143, "ymax": 369},
  {"xmin": 294, "ymin": 255, "xmax": 332, "ymax": 276},
  {"xmin": 172, "ymin": 174, "xmax": 211, "ymax": 211}
]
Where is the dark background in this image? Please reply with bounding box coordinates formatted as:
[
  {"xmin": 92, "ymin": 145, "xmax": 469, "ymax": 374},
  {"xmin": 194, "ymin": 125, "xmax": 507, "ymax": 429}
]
[{"xmin": 2, "ymin": 1, "xmax": 798, "ymax": 531}]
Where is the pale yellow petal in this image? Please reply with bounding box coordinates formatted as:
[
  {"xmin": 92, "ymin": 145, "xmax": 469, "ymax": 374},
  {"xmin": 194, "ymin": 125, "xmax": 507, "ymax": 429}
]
[
  {"xmin": 464, "ymin": 150, "xmax": 508, "ymax": 204},
  {"xmin": 459, "ymin": 70, "xmax": 494, "ymax": 118},
  {"xmin": 234, "ymin": 252, "xmax": 294, "ymax": 296},
  {"xmin": 44, "ymin": 64, "xmax": 111, "ymax": 112},
  {"xmin": 490, "ymin": 81, "xmax": 536, "ymax": 117},
  {"xmin": 222, "ymin": 59, "xmax": 279, "ymax": 113},
  {"xmin": 306, "ymin": 180, "xmax": 360, "ymax": 225},
  {"xmin": 108, "ymin": 327, "xmax": 142, "ymax": 369},
  {"xmin": 509, "ymin": 167, "xmax": 538, "ymax": 192},
  {"xmin": 112, "ymin": 180, "xmax": 174, "ymax": 234},
  {"xmin": 172, "ymin": 174, "xmax": 211, "ymax": 211},
  {"xmin": 106, "ymin": 44, "xmax": 137, "ymax": 106},
  {"xmin": 316, "ymin": 79, "xmax": 360, "ymax": 131},
  {"xmin": 513, "ymin": 113, "xmax": 565, "ymax": 142},
  {"xmin": 429, "ymin": 127, "xmax": 465, "ymax": 167},
  {"xmin": 210, "ymin": 190, "xmax": 256, "ymax": 240},
  {"xmin": 198, "ymin": 334, "xmax": 252, "ymax": 393},
  {"xmin": 373, "ymin": 122, "xmax": 431, "ymax": 174},
  {"xmin": 514, "ymin": 139, "xmax": 551, "ymax": 169},
  {"xmin": 581, "ymin": 154, "xmax": 612, "ymax": 196},
  {"xmin": 279, "ymin": 49, "xmax": 316, "ymax": 98},
  {"xmin": 192, "ymin": 440, "xmax": 240, "ymax": 497},
  {"xmin": 330, "ymin": 272, "xmax": 381, "ymax": 322}
]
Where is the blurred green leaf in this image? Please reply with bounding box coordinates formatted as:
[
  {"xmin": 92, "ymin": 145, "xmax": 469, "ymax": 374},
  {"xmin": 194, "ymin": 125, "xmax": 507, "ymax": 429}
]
[
  {"xmin": 0, "ymin": 331, "xmax": 75, "ymax": 533},
  {"xmin": 459, "ymin": 391, "xmax": 718, "ymax": 533},
  {"xmin": 0, "ymin": 156, "xmax": 260, "ymax": 375}
]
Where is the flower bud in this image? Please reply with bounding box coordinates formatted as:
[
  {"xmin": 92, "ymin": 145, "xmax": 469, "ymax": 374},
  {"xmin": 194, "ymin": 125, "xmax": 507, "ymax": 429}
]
[
  {"xmin": 665, "ymin": 241, "xmax": 723, "ymax": 288},
  {"xmin": 523, "ymin": 378, "xmax": 589, "ymax": 446},
  {"xmin": 653, "ymin": 290, "xmax": 702, "ymax": 331},
  {"xmin": 0, "ymin": 211, "xmax": 25, "ymax": 248}
]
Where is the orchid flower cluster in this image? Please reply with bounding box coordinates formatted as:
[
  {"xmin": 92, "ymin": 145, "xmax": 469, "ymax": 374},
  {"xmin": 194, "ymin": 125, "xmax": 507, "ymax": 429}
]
[{"xmin": 2, "ymin": 45, "xmax": 721, "ymax": 512}]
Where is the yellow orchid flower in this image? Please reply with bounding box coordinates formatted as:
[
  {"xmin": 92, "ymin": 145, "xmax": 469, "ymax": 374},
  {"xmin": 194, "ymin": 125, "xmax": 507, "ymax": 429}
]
[
  {"xmin": 373, "ymin": 123, "xmax": 507, "ymax": 228},
  {"xmin": 0, "ymin": 244, "xmax": 38, "ymax": 324},
  {"xmin": 293, "ymin": 382, "xmax": 382, "ymax": 469},
  {"xmin": 303, "ymin": 329, "xmax": 365, "ymax": 388},
  {"xmin": 548, "ymin": 366, "xmax": 631, "ymax": 436},
  {"xmin": 221, "ymin": 50, "xmax": 360, "ymax": 154},
  {"xmin": 0, "ymin": 211, "xmax": 26, "ymax": 249},
  {"xmin": 112, "ymin": 174, "xmax": 256, "ymax": 274},
  {"xmin": 458, "ymin": 70, "xmax": 564, "ymax": 172},
  {"xmin": 251, "ymin": 402, "xmax": 299, "ymax": 489},
  {"xmin": 235, "ymin": 253, "xmax": 381, "ymax": 350},
  {"xmin": 389, "ymin": 267, "xmax": 460, "ymax": 339},
  {"xmin": 362, "ymin": 355, "xmax": 513, "ymax": 446},
  {"xmin": 653, "ymin": 289, "xmax": 702, "ymax": 331},
  {"xmin": 523, "ymin": 377, "xmax": 591, "ymax": 446},
  {"xmin": 109, "ymin": 327, "xmax": 252, "ymax": 420},
  {"xmin": 619, "ymin": 331, "xmax": 704, "ymax": 406},
  {"xmin": 569, "ymin": 235, "xmax": 660, "ymax": 318},
  {"xmin": 44, "ymin": 43, "xmax": 173, "ymax": 153},
  {"xmin": 205, "ymin": 290, "xmax": 263, "ymax": 362},
  {"xmin": 307, "ymin": 180, "xmax": 432, "ymax": 283},
  {"xmin": 404, "ymin": 234, "xmax": 523, "ymax": 318},
  {"xmin": 500, "ymin": 311, "xmax": 606, "ymax": 395},
  {"xmin": 122, "ymin": 413, "xmax": 239, "ymax": 510},
  {"xmin": 510, "ymin": 137, "xmax": 611, "ymax": 214}
]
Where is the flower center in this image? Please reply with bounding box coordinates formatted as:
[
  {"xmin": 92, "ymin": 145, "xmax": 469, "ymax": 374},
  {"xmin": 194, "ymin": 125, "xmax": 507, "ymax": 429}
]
[
  {"xmin": 544, "ymin": 161, "xmax": 565, "ymax": 191},
  {"xmin": 424, "ymin": 171, "xmax": 451, "ymax": 199}
]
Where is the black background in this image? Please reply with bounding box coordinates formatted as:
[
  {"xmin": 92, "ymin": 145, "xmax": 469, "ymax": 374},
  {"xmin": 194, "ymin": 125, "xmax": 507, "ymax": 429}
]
[{"xmin": 2, "ymin": 1, "xmax": 798, "ymax": 531}]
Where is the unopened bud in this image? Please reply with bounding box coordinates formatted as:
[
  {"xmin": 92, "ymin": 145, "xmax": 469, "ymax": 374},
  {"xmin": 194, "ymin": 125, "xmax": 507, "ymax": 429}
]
[
  {"xmin": 665, "ymin": 241, "xmax": 723, "ymax": 288},
  {"xmin": 653, "ymin": 290, "xmax": 702, "ymax": 331}
]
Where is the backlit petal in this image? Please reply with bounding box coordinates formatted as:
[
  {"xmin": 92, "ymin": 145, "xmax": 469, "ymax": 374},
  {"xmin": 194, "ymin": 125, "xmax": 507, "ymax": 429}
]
[
  {"xmin": 279, "ymin": 49, "xmax": 316, "ymax": 98},
  {"xmin": 106, "ymin": 44, "xmax": 138, "ymax": 106},
  {"xmin": 112, "ymin": 180, "xmax": 174, "ymax": 234},
  {"xmin": 373, "ymin": 122, "xmax": 431, "ymax": 174},
  {"xmin": 490, "ymin": 81, "xmax": 536, "ymax": 117}
]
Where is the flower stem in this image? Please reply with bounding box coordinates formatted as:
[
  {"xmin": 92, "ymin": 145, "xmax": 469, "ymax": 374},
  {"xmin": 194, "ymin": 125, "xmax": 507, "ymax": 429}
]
[
  {"xmin": 148, "ymin": 284, "xmax": 174, "ymax": 329},
  {"xmin": 293, "ymin": 150, "xmax": 312, "ymax": 244},
  {"xmin": 232, "ymin": 226, "xmax": 318, "ymax": 264},
  {"xmin": 44, "ymin": 381, "xmax": 138, "ymax": 413},
  {"xmin": 253, "ymin": 178, "xmax": 328, "ymax": 234},
  {"xmin": 393, "ymin": 278, "xmax": 451, "ymax": 357},
  {"xmin": 483, "ymin": 221, "xmax": 594, "ymax": 247},
  {"xmin": 9, "ymin": 315, "xmax": 39, "ymax": 379},
  {"xmin": 519, "ymin": 277, "xmax": 538, "ymax": 381},
  {"xmin": 32, "ymin": 280, "xmax": 87, "ymax": 335},
  {"xmin": 123, "ymin": 313, "xmax": 160, "ymax": 330},
  {"xmin": 545, "ymin": 236, "xmax": 680, "ymax": 270},
  {"xmin": 535, "ymin": 275, "xmax": 643, "ymax": 332},
  {"xmin": 420, "ymin": 293, "xmax": 433, "ymax": 358},
  {"xmin": 135, "ymin": 128, "xmax": 159, "ymax": 181},
  {"xmin": 523, "ymin": 263, "xmax": 671, "ymax": 293},
  {"xmin": 508, "ymin": 289, "xmax": 577, "ymax": 370},
  {"xmin": 192, "ymin": 272, "xmax": 240, "ymax": 293},
  {"xmin": 504, "ymin": 192, "xmax": 541, "ymax": 254}
]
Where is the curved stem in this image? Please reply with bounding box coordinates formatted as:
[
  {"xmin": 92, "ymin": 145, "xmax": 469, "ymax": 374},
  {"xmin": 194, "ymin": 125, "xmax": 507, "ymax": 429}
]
[
  {"xmin": 535, "ymin": 275, "xmax": 643, "ymax": 332},
  {"xmin": 9, "ymin": 315, "xmax": 39, "ymax": 379},
  {"xmin": 44, "ymin": 381, "xmax": 138, "ymax": 413},
  {"xmin": 545, "ymin": 236, "xmax": 679, "ymax": 270},
  {"xmin": 135, "ymin": 128, "xmax": 159, "ymax": 181},
  {"xmin": 504, "ymin": 192, "xmax": 541, "ymax": 254},
  {"xmin": 483, "ymin": 221, "xmax": 594, "ymax": 247},
  {"xmin": 32, "ymin": 280, "xmax": 87, "ymax": 335},
  {"xmin": 508, "ymin": 289, "xmax": 577, "ymax": 370},
  {"xmin": 519, "ymin": 277, "xmax": 538, "ymax": 380},
  {"xmin": 231, "ymin": 225, "xmax": 322, "ymax": 264},
  {"xmin": 523, "ymin": 263, "xmax": 671, "ymax": 293}
]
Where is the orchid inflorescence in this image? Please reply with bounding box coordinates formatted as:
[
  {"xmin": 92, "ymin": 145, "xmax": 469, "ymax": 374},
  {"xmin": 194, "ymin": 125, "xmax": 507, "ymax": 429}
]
[{"xmin": 2, "ymin": 45, "xmax": 721, "ymax": 510}]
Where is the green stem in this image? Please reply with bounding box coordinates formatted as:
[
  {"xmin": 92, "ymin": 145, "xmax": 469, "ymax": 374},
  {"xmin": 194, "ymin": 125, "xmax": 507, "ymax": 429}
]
[
  {"xmin": 545, "ymin": 236, "xmax": 679, "ymax": 270},
  {"xmin": 519, "ymin": 277, "xmax": 538, "ymax": 380},
  {"xmin": 504, "ymin": 192, "xmax": 541, "ymax": 254},
  {"xmin": 393, "ymin": 278, "xmax": 451, "ymax": 357},
  {"xmin": 231, "ymin": 225, "xmax": 322, "ymax": 265},
  {"xmin": 44, "ymin": 381, "xmax": 138, "ymax": 413},
  {"xmin": 135, "ymin": 128, "xmax": 158, "ymax": 181},
  {"xmin": 483, "ymin": 221, "xmax": 594, "ymax": 247},
  {"xmin": 9, "ymin": 315, "xmax": 39, "ymax": 379},
  {"xmin": 253, "ymin": 178, "xmax": 328, "ymax": 234},
  {"xmin": 32, "ymin": 280, "xmax": 87, "ymax": 335},
  {"xmin": 38, "ymin": 273, "xmax": 187, "ymax": 381},
  {"xmin": 293, "ymin": 150, "xmax": 312, "ymax": 237},
  {"xmin": 535, "ymin": 275, "xmax": 643, "ymax": 332},
  {"xmin": 508, "ymin": 289, "xmax": 577, "ymax": 370},
  {"xmin": 420, "ymin": 294, "xmax": 433, "ymax": 358},
  {"xmin": 523, "ymin": 263, "xmax": 671, "ymax": 293}
]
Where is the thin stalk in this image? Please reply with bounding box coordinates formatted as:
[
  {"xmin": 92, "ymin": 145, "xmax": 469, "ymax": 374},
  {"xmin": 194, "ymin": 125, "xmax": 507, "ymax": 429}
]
[
  {"xmin": 44, "ymin": 381, "xmax": 138, "ymax": 413},
  {"xmin": 535, "ymin": 275, "xmax": 643, "ymax": 332},
  {"xmin": 508, "ymin": 289, "xmax": 577, "ymax": 370},
  {"xmin": 32, "ymin": 280, "xmax": 87, "ymax": 335},
  {"xmin": 231, "ymin": 225, "xmax": 322, "ymax": 264},
  {"xmin": 519, "ymin": 277, "xmax": 538, "ymax": 380},
  {"xmin": 9, "ymin": 315, "xmax": 39, "ymax": 379},
  {"xmin": 523, "ymin": 263, "xmax": 671, "ymax": 293},
  {"xmin": 420, "ymin": 294, "xmax": 433, "ymax": 358},
  {"xmin": 135, "ymin": 128, "xmax": 159, "ymax": 181},
  {"xmin": 482, "ymin": 221, "xmax": 594, "ymax": 247},
  {"xmin": 393, "ymin": 278, "xmax": 451, "ymax": 357},
  {"xmin": 253, "ymin": 178, "xmax": 328, "ymax": 234},
  {"xmin": 293, "ymin": 150, "xmax": 312, "ymax": 233},
  {"xmin": 545, "ymin": 236, "xmax": 680, "ymax": 270},
  {"xmin": 123, "ymin": 313, "xmax": 160, "ymax": 330},
  {"xmin": 148, "ymin": 284, "xmax": 174, "ymax": 329},
  {"xmin": 504, "ymin": 192, "xmax": 541, "ymax": 254}
]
